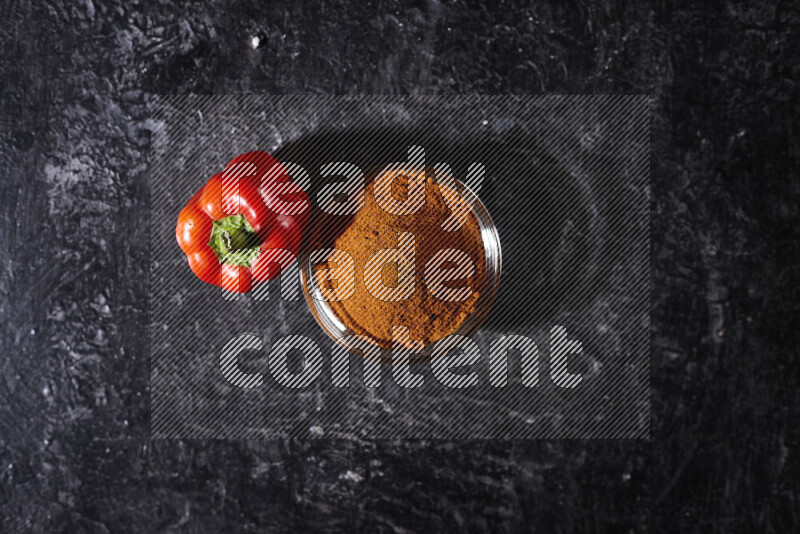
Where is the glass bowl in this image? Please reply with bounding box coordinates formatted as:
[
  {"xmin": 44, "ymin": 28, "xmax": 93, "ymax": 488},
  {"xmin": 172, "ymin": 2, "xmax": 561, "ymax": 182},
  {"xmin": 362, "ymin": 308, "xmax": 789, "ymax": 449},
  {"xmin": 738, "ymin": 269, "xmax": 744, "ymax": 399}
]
[{"xmin": 300, "ymin": 178, "xmax": 502, "ymax": 362}]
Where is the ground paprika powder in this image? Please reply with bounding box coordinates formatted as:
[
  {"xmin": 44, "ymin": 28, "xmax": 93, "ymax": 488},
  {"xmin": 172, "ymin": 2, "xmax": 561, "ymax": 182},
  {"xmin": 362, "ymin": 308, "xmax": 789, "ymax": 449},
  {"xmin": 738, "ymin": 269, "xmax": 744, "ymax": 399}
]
[{"xmin": 309, "ymin": 167, "xmax": 487, "ymax": 349}]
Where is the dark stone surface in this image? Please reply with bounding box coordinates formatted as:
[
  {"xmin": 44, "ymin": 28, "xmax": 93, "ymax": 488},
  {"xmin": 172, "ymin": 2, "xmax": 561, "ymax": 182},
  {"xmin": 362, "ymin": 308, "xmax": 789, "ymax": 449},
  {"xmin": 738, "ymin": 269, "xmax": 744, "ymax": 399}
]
[{"xmin": 0, "ymin": 0, "xmax": 797, "ymax": 532}]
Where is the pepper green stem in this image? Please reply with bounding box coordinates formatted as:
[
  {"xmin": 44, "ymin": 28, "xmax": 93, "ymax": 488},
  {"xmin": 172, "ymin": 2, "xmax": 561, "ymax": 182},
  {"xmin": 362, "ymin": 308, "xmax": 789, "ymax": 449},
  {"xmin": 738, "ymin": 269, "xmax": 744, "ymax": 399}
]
[{"xmin": 208, "ymin": 214, "xmax": 261, "ymax": 267}]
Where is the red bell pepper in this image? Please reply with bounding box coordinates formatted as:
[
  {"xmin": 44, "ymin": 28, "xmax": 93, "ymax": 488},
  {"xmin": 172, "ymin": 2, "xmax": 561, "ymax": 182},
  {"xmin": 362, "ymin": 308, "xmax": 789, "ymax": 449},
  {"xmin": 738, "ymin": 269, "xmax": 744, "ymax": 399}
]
[{"xmin": 176, "ymin": 151, "xmax": 310, "ymax": 293}]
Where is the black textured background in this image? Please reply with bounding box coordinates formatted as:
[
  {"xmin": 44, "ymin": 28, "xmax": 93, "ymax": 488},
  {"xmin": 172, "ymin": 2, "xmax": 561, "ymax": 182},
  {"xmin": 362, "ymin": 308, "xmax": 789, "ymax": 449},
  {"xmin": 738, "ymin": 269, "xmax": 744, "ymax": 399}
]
[{"xmin": 1, "ymin": 0, "xmax": 798, "ymax": 532}]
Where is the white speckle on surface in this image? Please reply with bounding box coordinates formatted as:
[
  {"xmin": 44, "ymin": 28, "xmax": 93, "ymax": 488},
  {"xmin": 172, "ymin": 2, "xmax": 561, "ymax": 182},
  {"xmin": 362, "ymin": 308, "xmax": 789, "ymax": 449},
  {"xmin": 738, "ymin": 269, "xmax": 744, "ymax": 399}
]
[
  {"xmin": 340, "ymin": 470, "xmax": 364, "ymax": 483},
  {"xmin": 309, "ymin": 425, "xmax": 324, "ymax": 436},
  {"xmin": 250, "ymin": 36, "xmax": 260, "ymax": 49},
  {"xmin": 481, "ymin": 119, "xmax": 488, "ymax": 125}
]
